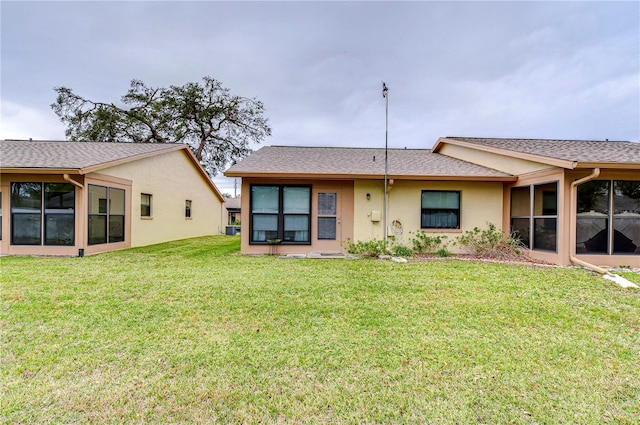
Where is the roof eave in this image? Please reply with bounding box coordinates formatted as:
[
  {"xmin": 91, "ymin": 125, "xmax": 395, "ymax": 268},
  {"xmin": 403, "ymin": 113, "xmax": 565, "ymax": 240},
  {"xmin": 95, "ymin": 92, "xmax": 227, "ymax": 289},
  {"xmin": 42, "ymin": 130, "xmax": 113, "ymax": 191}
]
[
  {"xmin": 224, "ymin": 171, "xmax": 515, "ymax": 182},
  {"xmin": 575, "ymin": 162, "xmax": 640, "ymax": 170},
  {"xmin": 0, "ymin": 167, "xmax": 81, "ymax": 175},
  {"xmin": 435, "ymin": 137, "xmax": 577, "ymax": 169}
]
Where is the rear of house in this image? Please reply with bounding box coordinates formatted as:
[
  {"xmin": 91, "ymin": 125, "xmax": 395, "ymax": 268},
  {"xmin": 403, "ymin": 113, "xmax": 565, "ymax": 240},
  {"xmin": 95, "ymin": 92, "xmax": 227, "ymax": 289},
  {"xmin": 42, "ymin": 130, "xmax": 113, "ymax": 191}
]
[
  {"xmin": 225, "ymin": 138, "xmax": 640, "ymax": 268},
  {"xmin": 0, "ymin": 140, "xmax": 225, "ymax": 256}
]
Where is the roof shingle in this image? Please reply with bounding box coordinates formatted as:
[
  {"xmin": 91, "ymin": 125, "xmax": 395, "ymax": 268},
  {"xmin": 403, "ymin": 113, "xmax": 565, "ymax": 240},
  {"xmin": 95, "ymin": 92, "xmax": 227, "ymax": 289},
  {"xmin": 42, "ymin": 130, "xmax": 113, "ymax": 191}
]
[
  {"xmin": 442, "ymin": 137, "xmax": 640, "ymax": 164},
  {"xmin": 225, "ymin": 146, "xmax": 513, "ymax": 179},
  {"xmin": 0, "ymin": 140, "xmax": 184, "ymax": 170}
]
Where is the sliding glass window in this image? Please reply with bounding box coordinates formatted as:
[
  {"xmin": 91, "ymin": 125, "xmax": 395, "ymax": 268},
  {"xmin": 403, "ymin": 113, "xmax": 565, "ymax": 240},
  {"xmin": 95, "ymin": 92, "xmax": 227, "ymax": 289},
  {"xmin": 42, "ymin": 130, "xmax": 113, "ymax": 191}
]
[
  {"xmin": 577, "ymin": 180, "xmax": 639, "ymax": 255},
  {"xmin": 250, "ymin": 185, "xmax": 311, "ymax": 244},
  {"xmin": 11, "ymin": 182, "xmax": 75, "ymax": 246},
  {"xmin": 88, "ymin": 184, "xmax": 125, "ymax": 245}
]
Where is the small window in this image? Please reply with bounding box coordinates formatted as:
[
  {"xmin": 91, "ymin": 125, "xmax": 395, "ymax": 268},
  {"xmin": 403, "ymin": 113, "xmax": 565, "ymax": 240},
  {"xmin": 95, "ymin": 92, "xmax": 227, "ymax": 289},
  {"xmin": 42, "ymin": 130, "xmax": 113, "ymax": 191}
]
[
  {"xmin": 141, "ymin": 194, "xmax": 152, "ymax": 217},
  {"xmin": 421, "ymin": 190, "xmax": 460, "ymax": 229},
  {"xmin": 185, "ymin": 200, "xmax": 192, "ymax": 218}
]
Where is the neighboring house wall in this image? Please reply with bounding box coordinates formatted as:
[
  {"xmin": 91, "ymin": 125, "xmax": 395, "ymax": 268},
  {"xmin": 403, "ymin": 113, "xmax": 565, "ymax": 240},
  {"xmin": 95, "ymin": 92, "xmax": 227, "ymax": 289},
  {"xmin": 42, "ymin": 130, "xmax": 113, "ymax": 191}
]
[
  {"xmin": 98, "ymin": 150, "xmax": 224, "ymax": 248},
  {"xmin": 438, "ymin": 143, "xmax": 553, "ymax": 175},
  {"xmin": 0, "ymin": 149, "xmax": 224, "ymax": 256}
]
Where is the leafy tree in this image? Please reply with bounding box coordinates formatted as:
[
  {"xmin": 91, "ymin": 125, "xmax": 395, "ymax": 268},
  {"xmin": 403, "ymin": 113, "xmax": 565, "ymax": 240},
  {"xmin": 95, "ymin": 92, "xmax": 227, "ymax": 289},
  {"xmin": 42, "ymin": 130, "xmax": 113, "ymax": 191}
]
[{"xmin": 51, "ymin": 77, "xmax": 271, "ymax": 176}]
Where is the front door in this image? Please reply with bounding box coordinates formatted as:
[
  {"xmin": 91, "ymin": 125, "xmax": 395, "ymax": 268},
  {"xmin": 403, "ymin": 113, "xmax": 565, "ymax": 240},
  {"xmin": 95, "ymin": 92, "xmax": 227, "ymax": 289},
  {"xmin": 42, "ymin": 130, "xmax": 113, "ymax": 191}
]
[{"xmin": 316, "ymin": 191, "xmax": 341, "ymax": 252}]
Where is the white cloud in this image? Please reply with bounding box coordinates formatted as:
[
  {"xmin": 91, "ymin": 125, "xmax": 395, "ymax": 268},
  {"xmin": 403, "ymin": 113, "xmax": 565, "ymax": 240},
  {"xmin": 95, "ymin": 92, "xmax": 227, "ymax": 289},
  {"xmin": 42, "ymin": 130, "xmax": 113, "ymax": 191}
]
[{"xmin": 0, "ymin": 101, "xmax": 66, "ymax": 140}]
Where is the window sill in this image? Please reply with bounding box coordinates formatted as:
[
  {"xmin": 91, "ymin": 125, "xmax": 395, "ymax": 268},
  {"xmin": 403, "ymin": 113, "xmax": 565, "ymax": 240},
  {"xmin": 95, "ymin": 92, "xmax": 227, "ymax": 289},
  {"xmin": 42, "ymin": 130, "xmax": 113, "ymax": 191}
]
[
  {"xmin": 420, "ymin": 228, "xmax": 462, "ymax": 234},
  {"xmin": 141, "ymin": 216, "xmax": 153, "ymax": 220},
  {"xmin": 185, "ymin": 217, "xmax": 193, "ymax": 220}
]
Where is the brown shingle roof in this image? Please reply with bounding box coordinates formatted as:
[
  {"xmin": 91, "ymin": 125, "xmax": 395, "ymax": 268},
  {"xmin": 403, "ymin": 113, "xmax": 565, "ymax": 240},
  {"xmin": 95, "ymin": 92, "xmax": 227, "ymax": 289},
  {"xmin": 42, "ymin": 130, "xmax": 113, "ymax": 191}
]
[
  {"xmin": 225, "ymin": 146, "xmax": 513, "ymax": 180},
  {"xmin": 0, "ymin": 140, "xmax": 185, "ymax": 171},
  {"xmin": 441, "ymin": 137, "xmax": 640, "ymax": 164}
]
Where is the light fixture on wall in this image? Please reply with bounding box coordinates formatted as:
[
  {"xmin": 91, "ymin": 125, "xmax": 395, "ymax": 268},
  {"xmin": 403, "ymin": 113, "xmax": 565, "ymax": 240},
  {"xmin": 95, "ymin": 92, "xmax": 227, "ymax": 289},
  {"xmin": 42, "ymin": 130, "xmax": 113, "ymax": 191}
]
[{"xmin": 366, "ymin": 193, "xmax": 371, "ymax": 200}]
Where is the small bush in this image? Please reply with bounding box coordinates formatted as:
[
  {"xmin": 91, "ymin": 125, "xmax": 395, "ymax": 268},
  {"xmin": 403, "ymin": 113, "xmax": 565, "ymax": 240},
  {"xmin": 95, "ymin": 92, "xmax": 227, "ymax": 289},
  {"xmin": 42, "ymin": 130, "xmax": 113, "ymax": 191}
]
[
  {"xmin": 435, "ymin": 247, "xmax": 452, "ymax": 257},
  {"xmin": 391, "ymin": 244, "xmax": 413, "ymax": 258},
  {"xmin": 410, "ymin": 231, "xmax": 448, "ymax": 254},
  {"xmin": 455, "ymin": 222, "xmax": 523, "ymax": 259},
  {"xmin": 344, "ymin": 239, "xmax": 389, "ymax": 257}
]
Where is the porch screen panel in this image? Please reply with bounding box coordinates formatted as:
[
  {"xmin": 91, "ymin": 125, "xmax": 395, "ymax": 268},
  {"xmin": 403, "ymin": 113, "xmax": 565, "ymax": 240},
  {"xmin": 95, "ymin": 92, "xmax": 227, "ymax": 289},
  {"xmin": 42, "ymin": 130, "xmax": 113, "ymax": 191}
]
[
  {"xmin": 510, "ymin": 186, "xmax": 531, "ymax": 248},
  {"xmin": 88, "ymin": 185, "xmax": 108, "ymax": 245},
  {"xmin": 576, "ymin": 180, "xmax": 609, "ymax": 254},
  {"xmin": 44, "ymin": 183, "xmax": 75, "ymax": 246},
  {"xmin": 109, "ymin": 188, "xmax": 125, "ymax": 243},
  {"xmin": 532, "ymin": 182, "xmax": 557, "ymax": 252},
  {"xmin": 10, "ymin": 182, "xmax": 42, "ymax": 245},
  {"xmin": 613, "ymin": 181, "xmax": 640, "ymax": 254}
]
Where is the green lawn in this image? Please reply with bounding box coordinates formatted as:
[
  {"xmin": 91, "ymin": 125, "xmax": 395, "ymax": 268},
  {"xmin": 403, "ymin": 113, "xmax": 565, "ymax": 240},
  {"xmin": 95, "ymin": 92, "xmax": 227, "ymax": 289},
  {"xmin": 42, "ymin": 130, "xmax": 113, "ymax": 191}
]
[{"xmin": 1, "ymin": 235, "xmax": 639, "ymax": 424}]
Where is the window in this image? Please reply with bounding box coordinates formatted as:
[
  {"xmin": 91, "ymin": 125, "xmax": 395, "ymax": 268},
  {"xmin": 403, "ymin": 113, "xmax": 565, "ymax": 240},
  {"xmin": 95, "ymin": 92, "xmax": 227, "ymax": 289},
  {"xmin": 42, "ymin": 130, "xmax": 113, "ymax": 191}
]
[
  {"xmin": 141, "ymin": 194, "xmax": 152, "ymax": 217},
  {"xmin": 577, "ymin": 180, "xmax": 639, "ymax": 255},
  {"xmin": 88, "ymin": 184, "xmax": 125, "ymax": 245},
  {"xmin": 509, "ymin": 182, "xmax": 558, "ymax": 252},
  {"xmin": 250, "ymin": 185, "xmax": 311, "ymax": 244},
  {"xmin": 185, "ymin": 200, "xmax": 192, "ymax": 218},
  {"xmin": 421, "ymin": 190, "xmax": 460, "ymax": 229},
  {"xmin": 10, "ymin": 182, "xmax": 75, "ymax": 246}
]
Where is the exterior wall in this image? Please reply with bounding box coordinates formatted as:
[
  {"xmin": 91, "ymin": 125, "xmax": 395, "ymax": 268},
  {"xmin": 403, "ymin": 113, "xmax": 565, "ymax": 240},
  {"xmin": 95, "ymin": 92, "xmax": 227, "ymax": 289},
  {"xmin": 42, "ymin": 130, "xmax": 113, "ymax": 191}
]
[
  {"xmin": 98, "ymin": 150, "xmax": 224, "ymax": 248},
  {"xmin": 239, "ymin": 178, "xmax": 354, "ymax": 255},
  {"xmin": 384, "ymin": 180, "xmax": 504, "ymax": 252},
  {"xmin": 353, "ymin": 180, "xmax": 386, "ymax": 241},
  {"xmin": 439, "ymin": 143, "xmax": 553, "ymax": 175}
]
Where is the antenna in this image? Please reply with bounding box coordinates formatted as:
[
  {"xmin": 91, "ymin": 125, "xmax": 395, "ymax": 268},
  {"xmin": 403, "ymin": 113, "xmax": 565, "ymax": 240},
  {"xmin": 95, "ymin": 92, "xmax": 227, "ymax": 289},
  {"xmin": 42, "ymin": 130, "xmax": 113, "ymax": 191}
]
[{"xmin": 382, "ymin": 82, "xmax": 389, "ymax": 242}]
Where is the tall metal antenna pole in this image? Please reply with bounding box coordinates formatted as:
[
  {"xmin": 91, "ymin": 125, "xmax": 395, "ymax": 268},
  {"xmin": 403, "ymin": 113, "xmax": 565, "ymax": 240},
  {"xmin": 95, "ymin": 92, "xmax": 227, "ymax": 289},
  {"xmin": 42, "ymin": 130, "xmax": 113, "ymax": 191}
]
[{"xmin": 382, "ymin": 82, "xmax": 389, "ymax": 242}]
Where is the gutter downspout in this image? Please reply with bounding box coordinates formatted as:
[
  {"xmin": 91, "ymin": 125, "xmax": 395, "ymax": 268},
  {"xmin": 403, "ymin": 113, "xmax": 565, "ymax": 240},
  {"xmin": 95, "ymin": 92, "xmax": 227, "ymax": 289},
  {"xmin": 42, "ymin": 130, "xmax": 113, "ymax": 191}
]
[
  {"xmin": 63, "ymin": 174, "xmax": 84, "ymax": 189},
  {"xmin": 569, "ymin": 168, "xmax": 638, "ymax": 288}
]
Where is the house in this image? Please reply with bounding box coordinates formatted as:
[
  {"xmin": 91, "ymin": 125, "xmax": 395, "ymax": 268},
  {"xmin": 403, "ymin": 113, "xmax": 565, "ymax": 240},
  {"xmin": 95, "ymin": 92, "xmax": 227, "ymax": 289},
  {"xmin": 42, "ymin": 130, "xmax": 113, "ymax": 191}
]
[
  {"xmin": 224, "ymin": 197, "xmax": 241, "ymax": 225},
  {"xmin": 0, "ymin": 140, "xmax": 226, "ymax": 256},
  {"xmin": 224, "ymin": 137, "xmax": 640, "ymax": 267}
]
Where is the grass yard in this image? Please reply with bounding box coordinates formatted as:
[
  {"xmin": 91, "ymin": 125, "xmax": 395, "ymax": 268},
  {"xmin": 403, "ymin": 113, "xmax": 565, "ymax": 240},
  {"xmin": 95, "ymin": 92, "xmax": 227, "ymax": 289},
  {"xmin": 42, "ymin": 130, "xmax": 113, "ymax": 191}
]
[{"xmin": 1, "ymin": 235, "xmax": 639, "ymax": 424}]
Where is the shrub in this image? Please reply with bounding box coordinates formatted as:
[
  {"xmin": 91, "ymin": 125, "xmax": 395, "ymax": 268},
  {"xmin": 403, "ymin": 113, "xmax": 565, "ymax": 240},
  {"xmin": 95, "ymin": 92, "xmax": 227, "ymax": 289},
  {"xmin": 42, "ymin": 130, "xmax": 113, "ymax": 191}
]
[
  {"xmin": 344, "ymin": 239, "xmax": 389, "ymax": 257},
  {"xmin": 455, "ymin": 222, "xmax": 523, "ymax": 259},
  {"xmin": 410, "ymin": 231, "xmax": 448, "ymax": 254},
  {"xmin": 391, "ymin": 244, "xmax": 413, "ymax": 258},
  {"xmin": 435, "ymin": 247, "xmax": 452, "ymax": 257}
]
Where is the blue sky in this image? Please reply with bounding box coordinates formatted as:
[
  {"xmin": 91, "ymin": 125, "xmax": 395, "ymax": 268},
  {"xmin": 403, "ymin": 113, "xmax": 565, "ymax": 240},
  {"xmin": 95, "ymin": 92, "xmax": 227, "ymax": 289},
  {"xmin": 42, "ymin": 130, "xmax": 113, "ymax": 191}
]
[{"xmin": 1, "ymin": 1, "xmax": 638, "ymax": 194}]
